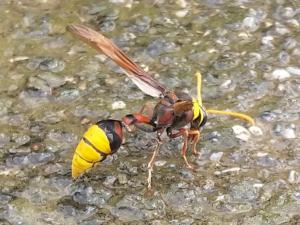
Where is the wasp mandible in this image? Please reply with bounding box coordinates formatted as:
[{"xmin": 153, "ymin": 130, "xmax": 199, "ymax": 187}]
[{"xmin": 67, "ymin": 24, "xmax": 254, "ymax": 189}]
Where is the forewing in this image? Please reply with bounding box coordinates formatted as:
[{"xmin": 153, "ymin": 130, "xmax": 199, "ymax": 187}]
[{"xmin": 67, "ymin": 24, "xmax": 166, "ymax": 97}]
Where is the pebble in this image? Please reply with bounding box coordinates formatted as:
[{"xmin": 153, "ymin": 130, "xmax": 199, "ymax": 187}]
[
  {"xmin": 215, "ymin": 167, "xmax": 241, "ymax": 175},
  {"xmin": 175, "ymin": 9, "xmax": 189, "ymax": 18},
  {"xmin": 180, "ymin": 170, "xmax": 194, "ymax": 180},
  {"xmin": 37, "ymin": 72, "xmax": 66, "ymax": 88},
  {"xmin": 283, "ymin": 37, "xmax": 297, "ymax": 49},
  {"xmin": 230, "ymin": 179, "xmax": 263, "ymax": 202},
  {"xmin": 117, "ymin": 173, "xmax": 128, "ymax": 184},
  {"xmin": 260, "ymin": 111, "xmax": 277, "ymax": 122},
  {"xmin": 147, "ymin": 39, "xmax": 178, "ymax": 57},
  {"xmin": 154, "ymin": 160, "xmax": 167, "ymax": 167},
  {"xmin": 13, "ymin": 134, "xmax": 31, "ymax": 146},
  {"xmin": 286, "ymin": 66, "xmax": 300, "ymax": 76},
  {"xmin": 111, "ymin": 100, "xmax": 126, "ymax": 110},
  {"xmin": 243, "ymin": 17, "xmax": 260, "ymax": 32},
  {"xmin": 27, "ymin": 76, "xmax": 52, "ymax": 94},
  {"xmin": 232, "ymin": 125, "xmax": 251, "ymax": 141},
  {"xmin": 220, "ymin": 79, "xmax": 232, "ymax": 89},
  {"xmin": 209, "ymin": 152, "xmax": 223, "ymax": 162},
  {"xmin": 249, "ymin": 126, "xmax": 263, "ymax": 136},
  {"xmin": 280, "ymin": 7, "xmax": 295, "ymax": 19},
  {"xmin": 99, "ymin": 20, "xmax": 116, "ymax": 32},
  {"xmin": 9, "ymin": 56, "xmax": 29, "ymax": 63},
  {"xmin": 110, "ymin": 195, "xmax": 145, "ymax": 222},
  {"xmin": 0, "ymin": 133, "xmax": 10, "ymax": 147},
  {"xmin": 176, "ymin": 0, "xmax": 188, "ymax": 8},
  {"xmin": 0, "ymin": 193, "xmax": 12, "ymax": 205},
  {"xmin": 103, "ymin": 175, "xmax": 117, "ymax": 186},
  {"xmin": 27, "ymin": 57, "xmax": 65, "ymax": 72},
  {"xmin": 257, "ymin": 155, "xmax": 278, "ymax": 167},
  {"xmin": 288, "ymin": 170, "xmax": 300, "ymax": 184},
  {"xmin": 73, "ymin": 186, "xmax": 112, "ymax": 206},
  {"xmin": 242, "ymin": 9, "xmax": 266, "ymax": 32},
  {"xmin": 271, "ymin": 69, "xmax": 291, "ymax": 80},
  {"xmin": 6, "ymin": 152, "xmax": 55, "ymax": 167},
  {"xmin": 281, "ymin": 127, "xmax": 296, "ymax": 139},
  {"xmin": 278, "ymin": 51, "xmax": 290, "ymax": 65},
  {"xmin": 8, "ymin": 146, "xmax": 31, "ymax": 154},
  {"xmin": 261, "ymin": 36, "xmax": 274, "ymax": 46}
]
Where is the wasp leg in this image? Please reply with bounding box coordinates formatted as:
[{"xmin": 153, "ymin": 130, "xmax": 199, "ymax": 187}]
[
  {"xmin": 122, "ymin": 101, "xmax": 156, "ymax": 133},
  {"xmin": 122, "ymin": 113, "xmax": 153, "ymax": 133},
  {"xmin": 132, "ymin": 102, "xmax": 156, "ymax": 133},
  {"xmin": 123, "ymin": 100, "xmax": 156, "ymax": 129},
  {"xmin": 168, "ymin": 128, "xmax": 195, "ymax": 170},
  {"xmin": 147, "ymin": 135, "xmax": 162, "ymax": 189},
  {"xmin": 188, "ymin": 129, "xmax": 200, "ymax": 155}
]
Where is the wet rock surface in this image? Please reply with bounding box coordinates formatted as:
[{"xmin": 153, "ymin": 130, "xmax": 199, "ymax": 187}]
[{"xmin": 0, "ymin": 0, "xmax": 299, "ymax": 224}]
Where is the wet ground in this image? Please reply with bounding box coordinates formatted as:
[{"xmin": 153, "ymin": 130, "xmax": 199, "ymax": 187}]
[{"xmin": 0, "ymin": 0, "xmax": 300, "ymax": 224}]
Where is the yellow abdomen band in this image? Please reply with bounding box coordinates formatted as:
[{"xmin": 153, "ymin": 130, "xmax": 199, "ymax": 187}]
[
  {"xmin": 84, "ymin": 125, "xmax": 111, "ymax": 154},
  {"xmin": 71, "ymin": 125, "xmax": 112, "ymax": 178}
]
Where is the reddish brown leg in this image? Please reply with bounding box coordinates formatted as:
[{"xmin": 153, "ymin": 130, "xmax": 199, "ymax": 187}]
[
  {"xmin": 168, "ymin": 128, "xmax": 195, "ymax": 170},
  {"xmin": 147, "ymin": 129, "xmax": 164, "ymax": 189},
  {"xmin": 122, "ymin": 102, "xmax": 155, "ymax": 133},
  {"xmin": 147, "ymin": 137, "xmax": 162, "ymax": 189},
  {"xmin": 188, "ymin": 130, "xmax": 200, "ymax": 155}
]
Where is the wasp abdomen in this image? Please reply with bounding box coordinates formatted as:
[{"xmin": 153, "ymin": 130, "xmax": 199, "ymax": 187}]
[{"xmin": 72, "ymin": 120, "xmax": 124, "ymax": 178}]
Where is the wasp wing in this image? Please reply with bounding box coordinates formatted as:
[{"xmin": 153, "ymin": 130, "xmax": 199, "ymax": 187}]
[{"xmin": 67, "ymin": 24, "xmax": 166, "ymax": 98}]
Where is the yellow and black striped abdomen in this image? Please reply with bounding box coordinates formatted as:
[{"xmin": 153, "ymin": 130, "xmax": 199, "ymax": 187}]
[{"xmin": 72, "ymin": 120, "xmax": 124, "ymax": 178}]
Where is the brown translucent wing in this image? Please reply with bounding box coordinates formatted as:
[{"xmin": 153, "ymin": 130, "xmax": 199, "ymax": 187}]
[{"xmin": 67, "ymin": 24, "xmax": 166, "ymax": 97}]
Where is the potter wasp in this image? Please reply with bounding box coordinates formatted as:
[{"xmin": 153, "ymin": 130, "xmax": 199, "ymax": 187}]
[{"xmin": 68, "ymin": 24, "xmax": 254, "ymax": 188}]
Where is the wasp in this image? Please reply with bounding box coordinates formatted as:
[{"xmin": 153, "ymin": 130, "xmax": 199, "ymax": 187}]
[{"xmin": 68, "ymin": 24, "xmax": 254, "ymax": 188}]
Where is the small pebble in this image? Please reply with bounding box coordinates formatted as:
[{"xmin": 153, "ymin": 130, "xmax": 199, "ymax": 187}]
[
  {"xmin": 286, "ymin": 66, "xmax": 300, "ymax": 76},
  {"xmin": 209, "ymin": 152, "xmax": 223, "ymax": 162},
  {"xmin": 257, "ymin": 152, "xmax": 268, "ymax": 157},
  {"xmin": 249, "ymin": 126, "xmax": 263, "ymax": 136},
  {"xmin": 281, "ymin": 128, "xmax": 296, "ymax": 139},
  {"xmin": 154, "ymin": 160, "xmax": 167, "ymax": 167},
  {"xmin": 13, "ymin": 135, "xmax": 31, "ymax": 145},
  {"xmin": 288, "ymin": 170, "xmax": 300, "ymax": 184},
  {"xmin": 112, "ymin": 101, "xmax": 126, "ymax": 110},
  {"xmin": 220, "ymin": 79, "xmax": 232, "ymax": 89},
  {"xmin": 261, "ymin": 36, "xmax": 274, "ymax": 46},
  {"xmin": 271, "ymin": 69, "xmax": 291, "ymax": 80},
  {"xmin": 175, "ymin": 9, "xmax": 189, "ymax": 18},
  {"xmin": 176, "ymin": 0, "xmax": 188, "ymax": 8},
  {"xmin": 0, "ymin": 133, "xmax": 10, "ymax": 147},
  {"xmin": 118, "ymin": 173, "xmax": 128, "ymax": 185},
  {"xmin": 103, "ymin": 175, "xmax": 117, "ymax": 186},
  {"xmin": 215, "ymin": 167, "xmax": 240, "ymax": 175},
  {"xmin": 9, "ymin": 56, "xmax": 29, "ymax": 63},
  {"xmin": 243, "ymin": 17, "xmax": 259, "ymax": 32},
  {"xmin": 232, "ymin": 125, "xmax": 251, "ymax": 141}
]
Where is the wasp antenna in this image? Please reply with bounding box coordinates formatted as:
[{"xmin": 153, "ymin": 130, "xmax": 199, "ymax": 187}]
[
  {"xmin": 195, "ymin": 71, "xmax": 203, "ymax": 106},
  {"xmin": 206, "ymin": 109, "xmax": 255, "ymax": 125}
]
